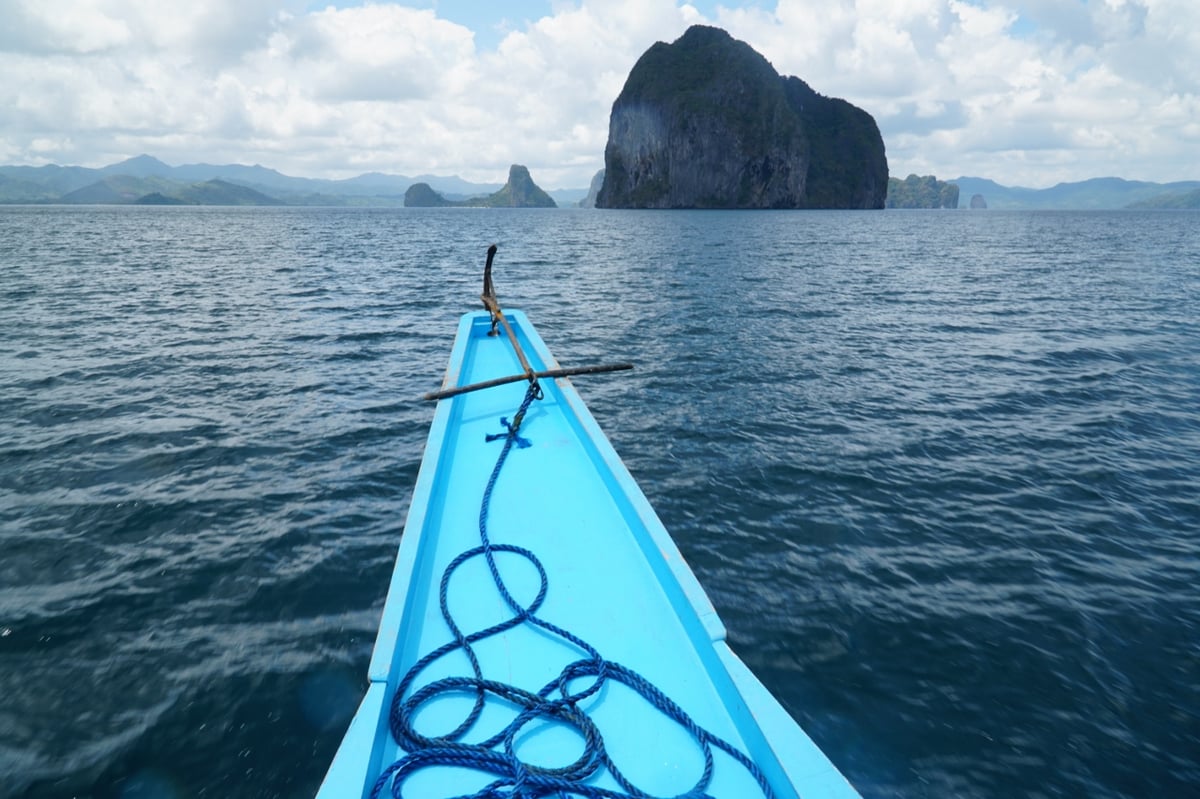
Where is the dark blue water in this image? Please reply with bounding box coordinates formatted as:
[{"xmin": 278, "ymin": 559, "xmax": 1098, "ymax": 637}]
[{"xmin": 2, "ymin": 206, "xmax": 1198, "ymax": 798}]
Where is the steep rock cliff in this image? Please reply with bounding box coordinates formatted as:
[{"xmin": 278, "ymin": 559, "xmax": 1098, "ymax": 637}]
[
  {"xmin": 597, "ymin": 26, "xmax": 887, "ymax": 209},
  {"xmin": 579, "ymin": 169, "xmax": 605, "ymax": 208}
]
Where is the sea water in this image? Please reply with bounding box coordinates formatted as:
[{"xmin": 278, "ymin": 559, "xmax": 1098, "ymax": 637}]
[{"xmin": 1, "ymin": 205, "xmax": 1197, "ymax": 798}]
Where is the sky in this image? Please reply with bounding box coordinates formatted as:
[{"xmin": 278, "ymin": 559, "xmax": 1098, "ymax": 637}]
[{"xmin": 1, "ymin": 0, "xmax": 1197, "ymax": 189}]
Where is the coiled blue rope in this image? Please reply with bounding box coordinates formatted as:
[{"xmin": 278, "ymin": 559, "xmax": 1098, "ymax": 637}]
[{"xmin": 374, "ymin": 380, "xmax": 774, "ymax": 799}]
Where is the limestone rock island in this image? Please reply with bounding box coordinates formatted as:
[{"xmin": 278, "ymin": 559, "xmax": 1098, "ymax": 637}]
[
  {"xmin": 596, "ymin": 25, "xmax": 887, "ymax": 209},
  {"xmin": 404, "ymin": 164, "xmax": 556, "ymax": 208}
]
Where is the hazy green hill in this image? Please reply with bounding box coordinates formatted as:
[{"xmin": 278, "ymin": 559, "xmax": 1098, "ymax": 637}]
[
  {"xmin": 174, "ymin": 179, "xmax": 283, "ymax": 205},
  {"xmin": 61, "ymin": 181, "xmax": 130, "ymax": 204},
  {"xmin": 0, "ymin": 155, "xmax": 512, "ymax": 205},
  {"xmin": 61, "ymin": 175, "xmax": 179, "ymax": 203},
  {"xmin": 134, "ymin": 192, "xmax": 187, "ymax": 205},
  {"xmin": 2, "ymin": 163, "xmax": 114, "ymax": 197},
  {"xmin": 59, "ymin": 176, "xmax": 283, "ymax": 205},
  {"xmin": 1127, "ymin": 188, "xmax": 1200, "ymax": 209},
  {"xmin": 951, "ymin": 176, "xmax": 1200, "ymax": 209},
  {"xmin": 0, "ymin": 174, "xmax": 58, "ymax": 202}
]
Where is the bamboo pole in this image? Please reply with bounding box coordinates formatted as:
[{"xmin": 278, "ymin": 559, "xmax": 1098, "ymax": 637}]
[
  {"xmin": 423, "ymin": 362, "xmax": 634, "ymax": 401},
  {"xmin": 481, "ymin": 243, "xmax": 536, "ymax": 378},
  {"xmin": 423, "ymin": 243, "xmax": 633, "ymax": 401}
]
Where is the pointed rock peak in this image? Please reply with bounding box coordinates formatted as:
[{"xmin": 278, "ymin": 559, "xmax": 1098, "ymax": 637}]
[
  {"xmin": 404, "ymin": 166, "xmax": 556, "ymax": 208},
  {"xmin": 494, "ymin": 164, "xmax": 556, "ymax": 207}
]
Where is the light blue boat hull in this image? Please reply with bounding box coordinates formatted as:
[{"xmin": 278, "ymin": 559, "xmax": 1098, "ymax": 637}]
[{"xmin": 317, "ymin": 310, "xmax": 860, "ymax": 798}]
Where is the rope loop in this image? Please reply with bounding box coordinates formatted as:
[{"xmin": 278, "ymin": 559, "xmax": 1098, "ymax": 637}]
[
  {"xmin": 485, "ymin": 379, "xmax": 542, "ymax": 448},
  {"xmin": 374, "ymin": 380, "xmax": 775, "ymax": 799}
]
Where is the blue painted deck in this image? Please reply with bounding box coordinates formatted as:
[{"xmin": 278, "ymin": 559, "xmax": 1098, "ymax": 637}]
[{"xmin": 317, "ymin": 310, "xmax": 861, "ymax": 798}]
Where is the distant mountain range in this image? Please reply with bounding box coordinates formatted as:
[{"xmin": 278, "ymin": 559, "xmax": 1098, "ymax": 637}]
[
  {"xmin": 0, "ymin": 154, "xmax": 589, "ymax": 206},
  {"xmin": 2, "ymin": 155, "xmax": 1198, "ymax": 209},
  {"xmin": 950, "ymin": 176, "xmax": 1200, "ymax": 210}
]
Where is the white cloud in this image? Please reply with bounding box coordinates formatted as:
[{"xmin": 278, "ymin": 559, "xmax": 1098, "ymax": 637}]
[
  {"xmin": 714, "ymin": 0, "xmax": 1199, "ymax": 185},
  {"xmin": 278, "ymin": 5, "xmax": 476, "ymax": 103},
  {"xmin": 0, "ymin": 0, "xmax": 131, "ymax": 54},
  {"xmin": 0, "ymin": 0, "xmax": 1196, "ymax": 187}
]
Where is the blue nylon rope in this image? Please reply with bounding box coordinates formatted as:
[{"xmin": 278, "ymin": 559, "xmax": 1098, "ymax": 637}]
[{"xmin": 374, "ymin": 380, "xmax": 775, "ymax": 799}]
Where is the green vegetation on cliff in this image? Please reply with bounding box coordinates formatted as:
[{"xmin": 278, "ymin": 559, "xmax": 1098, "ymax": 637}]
[
  {"xmin": 885, "ymin": 174, "xmax": 960, "ymax": 209},
  {"xmin": 785, "ymin": 77, "xmax": 888, "ymax": 209},
  {"xmin": 615, "ymin": 25, "xmax": 795, "ymax": 160}
]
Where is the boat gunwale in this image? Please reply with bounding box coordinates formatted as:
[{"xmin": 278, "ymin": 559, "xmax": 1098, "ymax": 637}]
[{"xmin": 317, "ymin": 309, "xmax": 860, "ymax": 799}]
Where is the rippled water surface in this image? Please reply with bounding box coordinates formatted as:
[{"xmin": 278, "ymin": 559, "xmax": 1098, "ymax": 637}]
[{"xmin": 2, "ymin": 206, "xmax": 1198, "ymax": 798}]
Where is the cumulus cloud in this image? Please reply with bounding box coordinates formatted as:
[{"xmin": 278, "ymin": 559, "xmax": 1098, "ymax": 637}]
[
  {"xmin": 714, "ymin": 0, "xmax": 1200, "ymax": 185},
  {"xmin": 0, "ymin": 0, "xmax": 1196, "ymax": 187}
]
